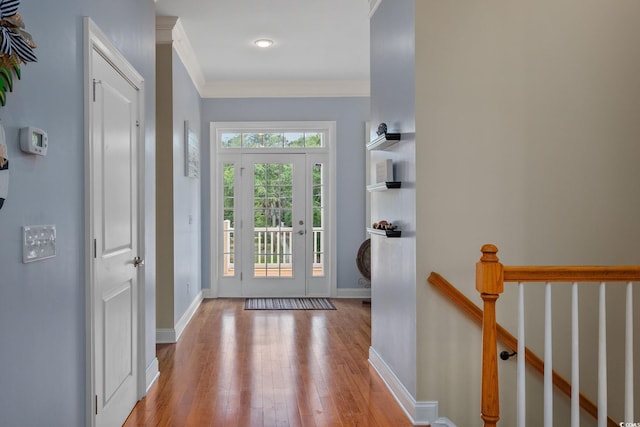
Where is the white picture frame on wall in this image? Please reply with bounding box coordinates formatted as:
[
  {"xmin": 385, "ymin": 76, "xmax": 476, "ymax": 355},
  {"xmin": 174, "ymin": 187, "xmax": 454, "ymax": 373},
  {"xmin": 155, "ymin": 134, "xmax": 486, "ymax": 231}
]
[{"xmin": 184, "ymin": 120, "xmax": 200, "ymax": 178}]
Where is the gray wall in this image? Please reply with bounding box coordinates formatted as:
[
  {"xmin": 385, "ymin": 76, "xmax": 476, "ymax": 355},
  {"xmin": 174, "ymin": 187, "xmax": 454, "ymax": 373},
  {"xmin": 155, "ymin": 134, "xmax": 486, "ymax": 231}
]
[
  {"xmin": 369, "ymin": 0, "xmax": 417, "ymax": 396},
  {"xmin": 171, "ymin": 50, "xmax": 202, "ymax": 320},
  {"xmin": 200, "ymin": 97, "xmax": 370, "ymax": 292},
  {"xmin": 0, "ymin": 2, "xmax": 156, "ymax": 426}
]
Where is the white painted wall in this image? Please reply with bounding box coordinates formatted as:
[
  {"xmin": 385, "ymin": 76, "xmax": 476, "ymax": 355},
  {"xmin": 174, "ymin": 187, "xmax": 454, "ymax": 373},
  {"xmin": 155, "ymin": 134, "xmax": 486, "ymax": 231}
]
[{"xmin": 415, "ymin": 0, "xmax": 640, "ymax": 425}]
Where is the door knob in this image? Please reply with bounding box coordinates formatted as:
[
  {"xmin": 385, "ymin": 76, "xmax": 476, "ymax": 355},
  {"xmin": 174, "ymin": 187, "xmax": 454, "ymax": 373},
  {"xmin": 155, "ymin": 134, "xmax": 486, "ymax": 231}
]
[
  {"xmin": 297, "ymin": 230, "xmax": 305, "ymax": 235},
  {"xmin": 133, "ymin": 256, "xmax": 145, "ymax": 267}
]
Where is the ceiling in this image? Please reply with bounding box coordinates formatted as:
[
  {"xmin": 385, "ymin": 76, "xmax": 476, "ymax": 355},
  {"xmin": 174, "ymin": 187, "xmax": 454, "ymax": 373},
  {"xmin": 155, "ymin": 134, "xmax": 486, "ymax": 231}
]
[{"xmin": 154, "ymin": 0, "xmax": 372, "ymax": 98}]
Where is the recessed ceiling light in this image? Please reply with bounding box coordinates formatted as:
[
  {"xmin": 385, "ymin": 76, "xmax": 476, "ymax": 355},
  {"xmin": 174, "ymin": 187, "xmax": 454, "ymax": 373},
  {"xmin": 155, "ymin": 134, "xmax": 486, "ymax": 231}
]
[{"xmin": 254, "ymin": 39, "xmax": 274, "ymax": 48}]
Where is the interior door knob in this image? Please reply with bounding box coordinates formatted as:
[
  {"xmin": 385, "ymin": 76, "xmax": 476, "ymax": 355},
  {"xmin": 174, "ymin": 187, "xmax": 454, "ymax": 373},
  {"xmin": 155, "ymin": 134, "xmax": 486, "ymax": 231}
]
[
  {"xmin": 133, "ymin": 256, "xmax": 145, "ymax": 267},
  {"xmin": 297, "ymin": 230, "xmax": 305, "ymax": 235}
]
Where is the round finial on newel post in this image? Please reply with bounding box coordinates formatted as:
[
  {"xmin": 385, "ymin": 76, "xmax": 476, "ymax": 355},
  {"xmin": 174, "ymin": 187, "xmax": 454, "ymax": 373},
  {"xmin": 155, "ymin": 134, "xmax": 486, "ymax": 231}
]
[
  {"xmin": 480, "ymin": 244, "xmax": 499, "ymax": 263},
  {"xmin": 476, "ymin": 244, "xmax": 504, "ymax": 295}
]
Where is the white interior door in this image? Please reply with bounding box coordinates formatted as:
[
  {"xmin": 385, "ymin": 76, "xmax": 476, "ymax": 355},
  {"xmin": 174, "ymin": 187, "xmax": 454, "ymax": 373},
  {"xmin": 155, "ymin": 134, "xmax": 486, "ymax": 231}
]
[
  {"xmin": 241, "ymin": 154, "xmax": 307, "ymax": 296},
  {"xmin": 91, "ymin": 48, "xmax": 140, "ymax": 427}
]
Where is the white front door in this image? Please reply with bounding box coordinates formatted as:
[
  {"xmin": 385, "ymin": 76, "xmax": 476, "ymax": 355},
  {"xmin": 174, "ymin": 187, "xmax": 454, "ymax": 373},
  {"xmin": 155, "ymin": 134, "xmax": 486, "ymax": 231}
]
[
  {"xmin": 213, "ymin": 121, "xmax": 334, "ymax": 298},
  {"xmin": 91, "ymin": 46, "xmax": 140, "ymax": 427},
  {"xmin": 241, "ymin": 154, "xmax": 307, "ymax": 296}
]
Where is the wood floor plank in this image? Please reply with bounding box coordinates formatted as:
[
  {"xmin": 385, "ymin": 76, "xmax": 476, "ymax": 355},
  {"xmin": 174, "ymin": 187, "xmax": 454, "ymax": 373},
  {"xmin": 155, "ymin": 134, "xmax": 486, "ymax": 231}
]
[{"xmin": 123, "ymin": 298, "xmax": 421, "ymax": 427}]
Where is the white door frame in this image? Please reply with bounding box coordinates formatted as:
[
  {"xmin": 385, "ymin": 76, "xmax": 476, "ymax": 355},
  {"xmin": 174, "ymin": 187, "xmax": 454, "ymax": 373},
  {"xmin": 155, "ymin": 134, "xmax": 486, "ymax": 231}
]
[
  {"xmin": 209, "ymin": 121, "xmax": 337, "ymax": 298},
  {"xmin": 83, "ymin": 17, "xmax": 146, "ymax": 427}
]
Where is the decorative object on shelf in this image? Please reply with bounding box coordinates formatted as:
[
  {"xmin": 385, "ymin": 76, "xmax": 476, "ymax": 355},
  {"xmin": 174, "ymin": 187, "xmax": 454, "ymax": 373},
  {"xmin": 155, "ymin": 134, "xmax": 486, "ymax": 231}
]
[
  {"xmin": 371, "ymin": 220, "xmax": 397, "ymax": 231},
  {"xmin": 0, "ymin": 0, "xmax": 38, "ymax": 106},
  {"xmin": 368, "ymin": 220, "xmax": 401, "ymax": 237},
  {"xmin": 184, "ymin": 120, "xmax": 200, "ymax": 178},
  {"xmin": 375, "ymin": 159, "xmax": 393, "ymax": 183},
  {"xmin": 366, "ymin": 227, "xmax": 401, "ymax": 238},
  {"xmin": 0, "ymin": 124, "xmax": 8, "ymax": 210},
  {"xmin": 376, "ymin": 122, "xmax": 387, "ymax": 136}
]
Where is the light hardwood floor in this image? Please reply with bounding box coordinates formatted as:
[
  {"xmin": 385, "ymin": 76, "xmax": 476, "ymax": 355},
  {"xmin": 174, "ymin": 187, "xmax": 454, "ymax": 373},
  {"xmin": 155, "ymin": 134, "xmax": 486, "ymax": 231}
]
[{"xmin": 124, "ymin": 298, "xmax": 419, "ymax": 427}]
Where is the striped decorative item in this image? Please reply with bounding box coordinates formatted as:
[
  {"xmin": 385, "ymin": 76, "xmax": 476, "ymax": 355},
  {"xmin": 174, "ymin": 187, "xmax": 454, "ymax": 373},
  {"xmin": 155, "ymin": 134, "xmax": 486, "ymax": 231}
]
[{"xmin": 245, "ymin": 298, "xmax": 336, "ymax": 310}]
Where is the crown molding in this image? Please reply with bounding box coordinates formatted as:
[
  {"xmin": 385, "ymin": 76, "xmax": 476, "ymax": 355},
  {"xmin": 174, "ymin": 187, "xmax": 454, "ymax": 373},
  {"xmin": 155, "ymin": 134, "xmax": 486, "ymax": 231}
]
[
  {"xmin": 156, "ymin": 16, "xmax": 178, "ymax": 44},
  {"xmin": 369, "ymin": 0, "xmax": 382, "ymax": 18},
  {"xmin": 156, "ymin": 16, "xmax": 206, "ymax": 95},
  {"xmin": 200, "ymin": 79, "xmax": 370, "ymax": 98}
]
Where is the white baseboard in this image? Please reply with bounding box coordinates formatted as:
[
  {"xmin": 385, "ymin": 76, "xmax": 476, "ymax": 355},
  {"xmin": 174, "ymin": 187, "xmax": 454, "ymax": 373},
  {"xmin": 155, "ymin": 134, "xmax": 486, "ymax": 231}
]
[
  {"xmin": 335, "ymin": 287, "xmax": 371, "ymax": 298},
  {"xmin": 202, "ymin": 288, "xmax": 216, "ymax": 299},
  {"xmin": 156, "ymin": 328, "xmax": 176, "ymax": 344},
  {"xmin": 156, "ymin": 291, "xmax": 203, "ymax": 344},
  {"xmin": 145, "ymin": 357, "xmax": 159, "ymax": 392},
  {"xmin": 369, "ymin": 346, "xmax": 447, "ymax": 426},
  {"xmin": 431, "ymin": 418, "xmax": 457, "ymax": 427},
  {"xmin": 174, "ymin": 291, "xmax": 203, "ymax": 340}
]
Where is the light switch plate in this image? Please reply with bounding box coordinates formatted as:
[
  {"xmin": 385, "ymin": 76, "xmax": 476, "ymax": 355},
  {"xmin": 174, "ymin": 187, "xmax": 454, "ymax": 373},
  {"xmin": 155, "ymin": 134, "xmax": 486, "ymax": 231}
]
[{"xmin": 23, "ymin": 225, "xmax": 56, "ymax": 263}]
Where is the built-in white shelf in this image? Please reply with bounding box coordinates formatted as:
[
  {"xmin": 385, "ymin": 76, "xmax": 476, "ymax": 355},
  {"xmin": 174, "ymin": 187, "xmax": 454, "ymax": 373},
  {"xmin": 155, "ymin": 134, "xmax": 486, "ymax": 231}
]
[
  {"xmin": 366, "ymin": 133, "xmax": 402, "ymax": 151},
  {"xmin": 366, "ymin": 227, "xmax": 402, "ymax": 238},
  {"xmin": 367, "ymin": 181, "xmax": 402, "ymax": 192}
]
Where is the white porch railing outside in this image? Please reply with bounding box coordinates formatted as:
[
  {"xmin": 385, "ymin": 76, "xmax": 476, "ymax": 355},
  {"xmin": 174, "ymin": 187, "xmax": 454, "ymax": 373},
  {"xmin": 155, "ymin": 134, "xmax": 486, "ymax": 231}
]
[{"xmin": 223, "ymin": 220, "xmax": 324, "ymax": 275}]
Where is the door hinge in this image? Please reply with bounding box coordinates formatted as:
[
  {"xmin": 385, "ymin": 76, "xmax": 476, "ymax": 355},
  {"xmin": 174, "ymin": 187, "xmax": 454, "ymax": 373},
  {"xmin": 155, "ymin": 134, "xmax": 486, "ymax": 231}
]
[
  {"xmin": 240, "ymin": 272, "xmax": 243, "ymax": 281},
  {"xmin": 136, "ymin": 120, "xmax": 140, "ymax": 128},
  {"xmin": 93, "ymin": 239, "xmax": 97, "ymax": 258},
  {"xmin": 95, "ymin": 395, "xmax": 98, "ymax": 415}
]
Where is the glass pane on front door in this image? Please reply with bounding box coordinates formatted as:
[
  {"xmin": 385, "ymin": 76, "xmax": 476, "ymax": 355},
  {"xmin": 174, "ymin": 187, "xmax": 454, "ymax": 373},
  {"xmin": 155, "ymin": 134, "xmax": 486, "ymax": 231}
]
[
  {"xmin": 312, "ymin": 162, "xmax": 325, "ymax": 277},
  {"xmin": 222, "ymin": 163, "xmax": 235, "ymax": 277},
  {"xmin": 252, "ymin": 162, "xmax": 294, "ymax": 278}
]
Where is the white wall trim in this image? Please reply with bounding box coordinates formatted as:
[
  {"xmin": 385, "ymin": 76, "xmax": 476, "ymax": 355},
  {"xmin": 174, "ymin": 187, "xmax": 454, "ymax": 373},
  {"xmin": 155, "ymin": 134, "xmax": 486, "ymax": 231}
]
[
  {"xmin": 211, "ymin": 121, "xmax": 336, "ymax": 298},
  {"xmin": 156, "ymin": 291, "xmax": 203, "ymax": 343},
  {"xmin": 369, "ymin": 346, "xmax": 441, "ymax": 425},
  {"xmin": 145, "ymin": 358, "xmax": 159, "ymax": 392},
  {"xmin": 369, "ymin": 0, "xmax": 382, "ymax": 18},
  {"xmin": 201, "ymin": 79, "xmax": 370, "ymax": 98},
  {"xmin": 156, "ymin": 328, "xmax": 176, "ymax": 344},
  {"xmin": 156, "ymin": 16, "xmax": 206, "ymax": 96},
  {"xmin": 174, "ymin": 291, "xmax": 203, "ymax": 340},
  {"xmin": 202, "ymin": 288, "xmax": 217, "ymax": 299},
  {"xmin": 431, "ymin": 418, "xmax": 458, "ymax": 427},
  {"xmin": 155, "ymin": 16, "xmax": 177, "ymax": 44},
  {"xmin": 335, "ymin": 287, "xmax": 371, "ymax": 299}
]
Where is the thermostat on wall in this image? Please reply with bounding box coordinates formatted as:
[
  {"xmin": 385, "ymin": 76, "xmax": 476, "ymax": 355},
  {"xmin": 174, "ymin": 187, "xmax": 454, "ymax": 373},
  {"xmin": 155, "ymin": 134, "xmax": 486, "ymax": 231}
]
[{"xmin": 20, "ymin": 126, "xmax": 48, "ymax": 155}]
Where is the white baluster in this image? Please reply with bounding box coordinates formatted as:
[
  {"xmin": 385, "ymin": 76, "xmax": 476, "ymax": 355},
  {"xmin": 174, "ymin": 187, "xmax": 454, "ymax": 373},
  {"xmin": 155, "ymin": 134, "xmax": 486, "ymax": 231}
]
[
  {"xmin": 571, "ymin": 282, "xmax": 579, "ymax": 427},
  {"xmin": 625, "ymin": 282, "xmax": 634, "ymax": 422},
  {"xmin": 518, "ymin": 282, "xmax": 526, "ymax": 427},
  {"xmin": 270, "ymin": 230, "xmax": 274, "ymax": 265},
  {"xmin": 545, "ymin": 282, "xmax": 553, "ymax": 427},
  {"xmin": 598, "ymin": 282, "xmax": 607, "ymax": 427}
]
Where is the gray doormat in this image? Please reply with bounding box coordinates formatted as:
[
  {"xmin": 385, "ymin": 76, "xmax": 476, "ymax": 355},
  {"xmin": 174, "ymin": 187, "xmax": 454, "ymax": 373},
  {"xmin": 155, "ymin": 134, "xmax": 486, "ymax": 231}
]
[{"xmin": 244, "ymin": 297, "xmax": 336, "ymax": 310}]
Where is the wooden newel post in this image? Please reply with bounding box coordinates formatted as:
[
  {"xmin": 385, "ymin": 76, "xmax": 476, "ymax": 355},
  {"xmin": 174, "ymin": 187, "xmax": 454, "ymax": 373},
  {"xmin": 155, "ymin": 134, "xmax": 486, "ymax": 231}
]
[{"xmin": 476, "ymin": 244, "xmax": 504, "ymax": 427}]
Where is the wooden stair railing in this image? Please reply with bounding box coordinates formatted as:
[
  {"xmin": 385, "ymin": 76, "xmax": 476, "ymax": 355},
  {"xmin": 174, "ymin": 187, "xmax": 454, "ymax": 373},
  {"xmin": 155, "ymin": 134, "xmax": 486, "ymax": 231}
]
[
  {"xmin": 428, "ymin": 269, "xmax": 620, "ymax": 427},
  {"xmin": 472, "ymin": 244, "xmax": 640, "ymax": 427}
]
